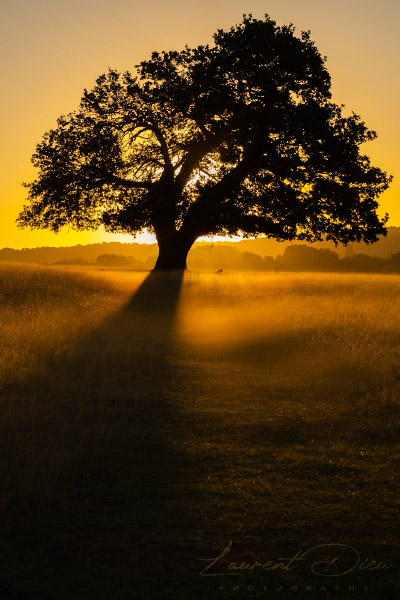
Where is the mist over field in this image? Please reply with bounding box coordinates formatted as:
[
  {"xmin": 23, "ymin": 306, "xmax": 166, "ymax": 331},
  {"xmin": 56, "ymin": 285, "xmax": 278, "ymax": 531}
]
[{"xmin": 0, "ymin": 264, "xmax": 399, "ymax": 599}]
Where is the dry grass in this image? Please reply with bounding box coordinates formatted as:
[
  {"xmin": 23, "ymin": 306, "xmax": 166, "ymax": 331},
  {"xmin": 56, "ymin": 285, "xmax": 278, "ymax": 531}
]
[{"xmin": 0, "ymin": 264, "xmax": 399, "ymax": 599}]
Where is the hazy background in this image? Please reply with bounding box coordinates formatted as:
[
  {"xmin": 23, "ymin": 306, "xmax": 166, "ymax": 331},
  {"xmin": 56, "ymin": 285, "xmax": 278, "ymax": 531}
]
[{"xmin": 1, "ymin": 0, "xmax": 399, "ymax": 248}]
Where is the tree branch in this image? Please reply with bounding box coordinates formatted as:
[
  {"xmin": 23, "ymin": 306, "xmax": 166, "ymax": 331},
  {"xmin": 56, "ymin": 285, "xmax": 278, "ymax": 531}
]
[
  {"xmin": 108, "ymin": 175, "xmax": 152, "ymax": 189},
  {"xmin": 180, "ymin": 140, "xmax": 268, "ymax": 236},
  {"xmin": 175, "ymin": 130, "xmax": 226, "ymax": 188},
  {"xmin": 148, "ymin": 119, "xmax": 173, "ymax": 174},
  {"xmin": 205, "ymin": 141, "xmax": 267, "ymax": 197},
  {"xmin": 193, "ymin": 118, "xmax": 210, "ymax": 137},
  {"xmin": 131, "ymin": 117, "xmax": 173, "ymax": 176}
]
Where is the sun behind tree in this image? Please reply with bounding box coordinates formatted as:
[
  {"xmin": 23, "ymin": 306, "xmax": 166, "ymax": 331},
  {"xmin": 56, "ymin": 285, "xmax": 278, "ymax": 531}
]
[{"xmin": 18, "ymin": 14, "xmax": 392, "ymax": 270}]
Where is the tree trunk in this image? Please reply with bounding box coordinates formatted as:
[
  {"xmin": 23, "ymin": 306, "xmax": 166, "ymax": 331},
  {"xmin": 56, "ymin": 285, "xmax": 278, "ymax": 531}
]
[{"xmin": 154, "ymin": 228, "xmax": 197, "ymax": 271}]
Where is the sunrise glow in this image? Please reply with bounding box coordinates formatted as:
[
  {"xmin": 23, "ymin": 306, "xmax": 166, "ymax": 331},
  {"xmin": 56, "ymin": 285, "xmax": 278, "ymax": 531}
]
[{"xmin": 1, "ymin": 0, "xmax": 398, "ymax": 248}]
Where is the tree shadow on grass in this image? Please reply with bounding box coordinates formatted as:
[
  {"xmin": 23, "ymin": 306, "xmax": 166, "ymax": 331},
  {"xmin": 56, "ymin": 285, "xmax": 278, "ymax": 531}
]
[
  {"xmin": 2, "ymin": 271, "xmax": 400, "ymax": 600},
  {"xmin": 0, "ymin": 270, "xmax": 196, "ymax": 600}
]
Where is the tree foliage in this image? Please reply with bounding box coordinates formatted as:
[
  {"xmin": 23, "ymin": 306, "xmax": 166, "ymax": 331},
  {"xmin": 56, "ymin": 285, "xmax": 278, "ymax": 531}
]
[{"xmin": 18, "ymin": 15, "xmax": 392, "ymax": 269}]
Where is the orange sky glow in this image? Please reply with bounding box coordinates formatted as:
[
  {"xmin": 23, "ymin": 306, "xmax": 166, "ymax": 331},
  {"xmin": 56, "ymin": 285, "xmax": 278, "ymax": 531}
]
[{"xmin": 1, "ymin": 0, "xmax": 399, "ymax": 248}]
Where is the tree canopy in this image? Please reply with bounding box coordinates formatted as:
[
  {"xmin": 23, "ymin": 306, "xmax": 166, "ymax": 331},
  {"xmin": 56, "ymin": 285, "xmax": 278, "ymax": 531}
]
[{"xmin": 18, "ymin": 14, "xmax": 392, "ymax": 269}]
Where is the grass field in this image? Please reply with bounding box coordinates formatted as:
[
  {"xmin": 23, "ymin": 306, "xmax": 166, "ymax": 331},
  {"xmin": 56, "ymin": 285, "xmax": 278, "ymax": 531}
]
[{"xmin": 0, "ymin": 263, "xmax": 399, "ymax": 599}]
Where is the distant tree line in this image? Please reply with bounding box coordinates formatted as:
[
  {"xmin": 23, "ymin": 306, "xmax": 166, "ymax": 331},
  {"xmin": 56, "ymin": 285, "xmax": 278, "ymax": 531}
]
[
  {"xmin": 2, "ymin": 242, "xmax": 400, "ymax": 273},
  {"xmin": 188, "ymin": 244, "xmax": 400, "ymax": 273},
  {"xmin": 56, "ymin": 246, "xmax": 400, "ymax": 273},
  {"xmin": 274, "ymin": 245, "xmax": 400, "ymax": 273},
  {"xmin": 0, "ymin": 243, "xmax": 157, "ymax": 268}
]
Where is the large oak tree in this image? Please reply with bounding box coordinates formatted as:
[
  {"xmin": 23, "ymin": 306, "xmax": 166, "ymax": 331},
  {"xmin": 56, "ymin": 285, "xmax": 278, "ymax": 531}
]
[{"xmin": 18, "ymin": 15, "xmax": 392, "ymax": 270}]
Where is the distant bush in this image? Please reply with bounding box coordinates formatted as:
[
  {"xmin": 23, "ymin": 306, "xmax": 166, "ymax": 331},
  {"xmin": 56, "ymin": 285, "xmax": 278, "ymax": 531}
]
[
  {"xmin": 276, "ymin": 245, "xmax": 340, "ymax": 271},
  {"xmin": 143, "ymin": 256, "xmax": 157, "ymax": 270},
  {"xmin": 242, "ymin": 251, "xmax": 275, "ymax": 270},
  {"xmin": 340, "ymin": 253, "xmax": 390, "ymax": 273},
  {"xmin": 390, "ymin": 252, "xmax": 400, "ymax": 272},
  {"xmin": 96, "ymin": 254, "xmax": 134, "ymax": 267},
  {"xmin": 188, "ymin": 245, "xmax": 275, "ymax": 271},
  {"xmin": 53, "ymin": 257, "xmax": 92, "ymax": 265}
]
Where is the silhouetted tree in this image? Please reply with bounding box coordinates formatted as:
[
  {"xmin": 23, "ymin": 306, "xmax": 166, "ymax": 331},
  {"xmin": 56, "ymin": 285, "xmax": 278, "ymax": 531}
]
[{"xmin": 18, "ymin": 15, "xmax": 392, "ymax": 270}]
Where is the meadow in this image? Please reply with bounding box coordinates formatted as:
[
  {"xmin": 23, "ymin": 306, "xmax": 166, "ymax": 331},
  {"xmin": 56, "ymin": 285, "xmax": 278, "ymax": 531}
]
[{"xmin": 0, "ymin": 263, "xmax": 399, "ymax": 599}]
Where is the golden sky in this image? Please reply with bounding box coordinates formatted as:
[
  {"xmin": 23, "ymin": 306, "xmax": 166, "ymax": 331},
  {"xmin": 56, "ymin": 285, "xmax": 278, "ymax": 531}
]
[{"xmin": 1, "ymin": 0, "xmax": 399, "ymax": 248}]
